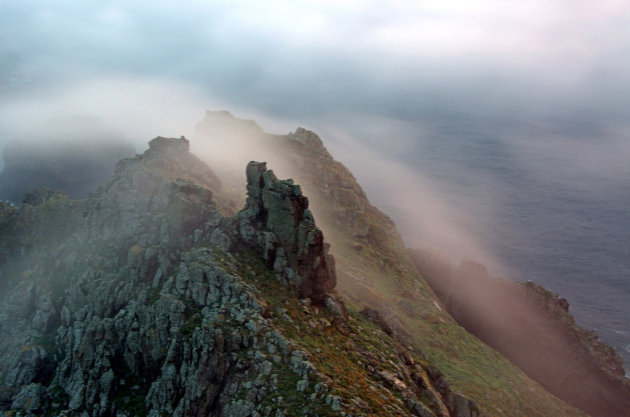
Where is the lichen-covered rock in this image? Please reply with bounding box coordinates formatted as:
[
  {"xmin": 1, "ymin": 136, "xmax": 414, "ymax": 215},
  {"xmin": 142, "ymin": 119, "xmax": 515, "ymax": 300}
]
[
  {"xmin": 0, "ymin": 137, "xmax": 344, "ymax": 417},
  {"xmin": 236, "ymin": 161, "xmax": 336, "ymax": 304},
  {"xmin": 11, "ymin": 383, "xmax": 43, "ymax": 413}
]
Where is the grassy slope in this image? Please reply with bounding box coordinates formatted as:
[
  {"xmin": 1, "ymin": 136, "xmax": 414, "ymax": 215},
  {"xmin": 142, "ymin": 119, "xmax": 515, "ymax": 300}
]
[
  {"xmin": 193, "ymin": 117, "xmax": 587, "ymax": 416},
  {"xmin": 264, "ymin": 134, "xmax": 587, "ymax": 417},
  {"xmin": 326, "ymin": 225, "xmax": 586, "ymax": 417},
  {"xmin": 218, "ymin": 250, "xmax": 422, "ymax": 416}
]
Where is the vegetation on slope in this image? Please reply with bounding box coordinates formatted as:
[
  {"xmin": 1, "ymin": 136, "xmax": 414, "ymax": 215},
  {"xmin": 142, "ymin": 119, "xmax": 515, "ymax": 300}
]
[
  {"xmin": 195, "ymin": 111, "xmax": 588, "ymax": 417},
  {"xmin": 0, "ymin": 136, "xmax": 476, "ymax": 417},
  {"xmin": 409, "ymin": 249, "xmax": 630, "ymax": 417}
]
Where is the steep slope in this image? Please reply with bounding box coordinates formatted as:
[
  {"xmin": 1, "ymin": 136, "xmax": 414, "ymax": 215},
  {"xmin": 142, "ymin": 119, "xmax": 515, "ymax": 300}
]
[
  {"xmin": 409, "ymin": 250, "xmax": 630, "ymax": 417},
  {"xmin": 194, "ymin": 111, "xmax": 588, "ymax": 417},
  {"xmin": 0, "ymin": 137, "xmax": 479, "ymax": 416}
]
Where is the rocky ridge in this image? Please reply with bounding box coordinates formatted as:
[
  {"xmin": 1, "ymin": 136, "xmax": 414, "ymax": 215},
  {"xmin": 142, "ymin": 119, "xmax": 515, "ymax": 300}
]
[
  {"xmin": 0, "ymin": 136, "xmax": 479, "ymax": 416},
  {"xmin": 193, "ymin": 111, "xmax": 589, "ymax": 417},
  {"xmin": 239, "ymin": 161, "xmax": 337, "ymax": 304}
]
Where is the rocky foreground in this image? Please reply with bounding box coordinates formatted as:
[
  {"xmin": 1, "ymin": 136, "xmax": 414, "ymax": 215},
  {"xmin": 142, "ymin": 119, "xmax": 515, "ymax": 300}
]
[
  {"xmin": 0, "ymin": 137, "xmax": 478, "ymax": 416},
  {"xmin": 1, "ymin": 111, "xmax": 609, "ymax": 417}
]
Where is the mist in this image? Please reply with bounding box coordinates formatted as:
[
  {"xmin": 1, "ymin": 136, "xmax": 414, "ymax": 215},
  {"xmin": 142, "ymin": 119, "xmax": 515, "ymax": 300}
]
[{"xmin": 2, "ymin": 0, "xmax": 630, "ymax": 366}]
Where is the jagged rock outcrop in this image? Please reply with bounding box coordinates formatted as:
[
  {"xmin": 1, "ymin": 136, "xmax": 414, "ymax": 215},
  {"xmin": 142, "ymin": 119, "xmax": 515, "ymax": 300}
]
[
  {"xmin": 521, "ymin": 281, "xmax": 625, "ymax": 377},
  {"xmin": 0, "ymin": 137, "xmax": 339, "ymax": 416},
  {"xmin": 0, "ymin": 136, "xmax": 477, "ymax": 417},
  {"xmin": 409, "ymin": 249, "xmax": 630, "ymax": 417},
  {"xmin": 236, "ymin": 161, "xmax": 336, "ymax": 304},
  {"xmin": 0, "ymin": 111, "xmax": 596, "ymax": 417},
  {"xmin": 196, "ymin": 111, "xmax": 265, "ymax": 140},
  {"xmin": 0, "ymin": 115, "xmax": 135, "ymax": 204},
  {"xmin": 84, "ymin": 136, "xmax": 221, "ymax": 246},
  {"xmin": 192, "ymin": 111, "xmax": 590, "ymax": 417}
]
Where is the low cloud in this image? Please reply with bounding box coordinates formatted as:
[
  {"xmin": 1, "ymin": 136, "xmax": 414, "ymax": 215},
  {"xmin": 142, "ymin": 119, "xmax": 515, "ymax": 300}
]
[
  {"xmin": 2, "ymin": 0, "xmax": 630, "ymax": 125},
  {"xmin": 320, "ymin": 120, "xmax": 508, "ymax": 273},
  {"xmin": 1, "ymin": 2, "xmax": 630, "ymax": 356}
]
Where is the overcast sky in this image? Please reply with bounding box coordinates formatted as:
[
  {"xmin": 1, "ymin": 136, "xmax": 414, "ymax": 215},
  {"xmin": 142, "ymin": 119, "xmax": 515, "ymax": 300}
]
[
  {"xmin": 2, "ymin": 0, "xmax": 630, "ymax": 131},
  {"xmin": 2, "ymin": 0, "xmax": 630, "ymax": 265},
  {"xmin": 4, "ymin": 1, "xmax": 630, "ymax": 362}
]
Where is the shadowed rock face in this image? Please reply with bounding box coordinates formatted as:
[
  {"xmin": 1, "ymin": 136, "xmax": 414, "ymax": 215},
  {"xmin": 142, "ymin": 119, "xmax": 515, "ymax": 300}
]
[{"xmin": 239, "ymin": 161, "xmax": 337, "ymax": 304}]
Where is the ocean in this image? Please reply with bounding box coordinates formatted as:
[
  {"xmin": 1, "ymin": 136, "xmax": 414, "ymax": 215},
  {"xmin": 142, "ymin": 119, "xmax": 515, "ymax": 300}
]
[{"xmin": 370, "ymin": 110, "xmax": 630, "ymax": 371}]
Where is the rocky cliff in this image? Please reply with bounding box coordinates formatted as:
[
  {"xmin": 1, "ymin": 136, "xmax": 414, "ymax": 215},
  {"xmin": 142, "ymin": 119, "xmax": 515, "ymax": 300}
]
[
  {"xmin": 0, "ymin": 136, "xmax": 480, "ymax": 416},
  {"xmin": 0, "ymin": 110, "xmax": 605, "ymax": 417},
  {"xmin": 193, "ymin": 111, "xmax": 591, "ymax": 417},
  {"xmin": 409, "ymin": 249, "xmax": 630, "ymax": 417}
]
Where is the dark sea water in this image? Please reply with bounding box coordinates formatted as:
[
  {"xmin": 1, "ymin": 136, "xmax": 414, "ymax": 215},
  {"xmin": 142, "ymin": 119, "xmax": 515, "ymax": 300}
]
[{"xmin": 390, "ymin": 111, "xmax": 630, "ymax": 372}]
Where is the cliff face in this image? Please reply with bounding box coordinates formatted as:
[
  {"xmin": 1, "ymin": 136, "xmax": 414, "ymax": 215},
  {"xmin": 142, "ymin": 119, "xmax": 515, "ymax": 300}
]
[
  {"xmin": 0, "ymin": 137, "xmax": 479, "ymax": 417},
  {"xmin": 3, "ymin": 110, "xmax": 615, "ymax": 417},
  {"xmin": 193, "ymin": 111, "xmax": 592, "ymax": 417},
  {"xmin": 239, "ymin": 161, "xmax": 336, "ymax": 303},
  {"xmin": 409, "ymin": 249, "xmax": 630, "ymax": 417}
]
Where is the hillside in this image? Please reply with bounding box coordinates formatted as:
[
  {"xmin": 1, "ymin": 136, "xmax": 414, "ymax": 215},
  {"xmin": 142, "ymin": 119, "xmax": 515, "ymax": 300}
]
[
  {"xmin": 193, "ymin": 111, "xmax": 589, "ymax": 417},
  {"xmin": 0, "ymin": 136, "xmax": 479, "ymax": 416},
  {"xmin": 409, "ymin": 249, "xmax": 630, "ymax": 417},
  {"xmin": 0, "ymin": 112, "xmax": 601, "ymax": 416}
]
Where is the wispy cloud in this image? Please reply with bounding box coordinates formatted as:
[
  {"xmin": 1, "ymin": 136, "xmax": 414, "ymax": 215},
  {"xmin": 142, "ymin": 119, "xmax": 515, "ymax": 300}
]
[
  {"xmin": 2, "ymin": 0, "xmax": 630, "ymax": 272},
  {"xmin": 2, "ymin": 1, "xmax": 630, "ymax": 121}
]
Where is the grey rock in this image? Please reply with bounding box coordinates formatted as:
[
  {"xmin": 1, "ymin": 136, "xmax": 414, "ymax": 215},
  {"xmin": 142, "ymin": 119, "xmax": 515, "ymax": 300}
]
[
  {"xmin": 296, "ymin": 379, "xmax": 308, "ymax": 392},
  {"xmin": 406, "ymin": 398, "xmax": 438, "ymax": 417},
  {"xmin": 238, "ymin": 161, "xmax": 336, "ymax": 304},
  {"xmin": 11, "ymin": 383, "xmax": 43, "ymax": 412}
]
